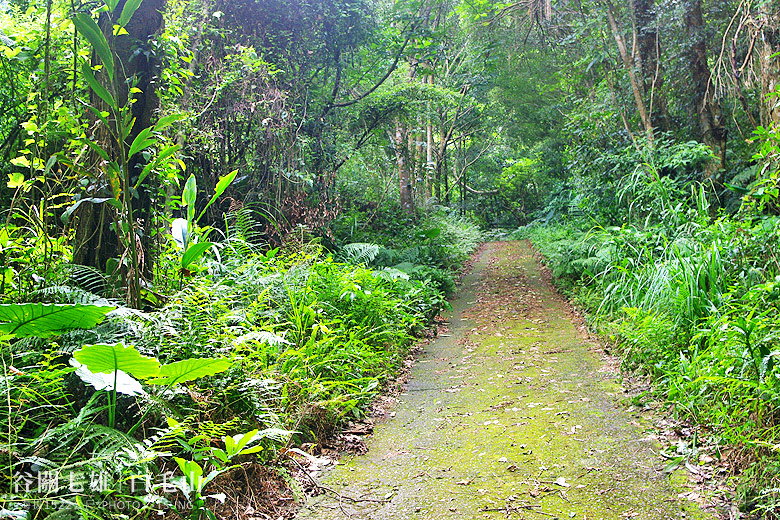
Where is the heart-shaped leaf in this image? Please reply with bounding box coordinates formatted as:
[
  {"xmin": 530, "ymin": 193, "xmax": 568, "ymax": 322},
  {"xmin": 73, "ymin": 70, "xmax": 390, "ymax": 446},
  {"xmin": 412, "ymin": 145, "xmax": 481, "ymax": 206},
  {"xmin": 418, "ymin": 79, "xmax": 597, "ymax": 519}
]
[
  {"xmin": 0, "ymin": 303, "xmax": 114, "ymax": 338},
  {"xmin": 148, "ymin": 357, "xmax": 231, "ymax": 386},
  {"xmin": 73, "ymin": 343, "xmax": 161, "ymax": 378}
]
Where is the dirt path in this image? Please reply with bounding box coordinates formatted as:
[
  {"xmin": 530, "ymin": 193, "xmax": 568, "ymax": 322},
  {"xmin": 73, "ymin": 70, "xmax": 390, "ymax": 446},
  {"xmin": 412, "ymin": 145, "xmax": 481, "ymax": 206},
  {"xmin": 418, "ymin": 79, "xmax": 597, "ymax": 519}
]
[{"xmin": 295, "ymin": 241, "xmax": 716, "ymax": 520}]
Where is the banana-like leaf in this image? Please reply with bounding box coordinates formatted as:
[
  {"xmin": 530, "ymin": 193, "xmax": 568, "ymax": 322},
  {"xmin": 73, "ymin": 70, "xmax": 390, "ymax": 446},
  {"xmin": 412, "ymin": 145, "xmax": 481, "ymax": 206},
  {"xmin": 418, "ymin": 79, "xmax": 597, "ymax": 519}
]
[
  {"xmin": 71, "ymin": 359, "xmax": 145, "ymax": 396},
  {"xmin": 117, "ymin": 0, "xmax": 143, "ymax": 28},
  {"xmin": 74, "ymin": 343, "xmax": 161, "ymax": 378},
  {"xmin": 182, "ymin": 174, "xmax": 196, "ymax": 223},
  {"xmin": 181, "ymin": 242, "xmax": 213, "ymax": 268},
  {"xmin": 72, "ymin": 13, "xmax": 114, "ymax": 81},
  {"xmin": 148, "ymin": 357, "xmax": 231, "ymax": 386},
  {"xmin": 0, "ymin": 303, "xmax": 114, "ymax": 338},
  {"xmin": 197, "ymin": 169, "xmax": 238, "ymax": 223},
  {"xmin": 81, "ymin": 62, "xmax": 117, "ymax": 110}
]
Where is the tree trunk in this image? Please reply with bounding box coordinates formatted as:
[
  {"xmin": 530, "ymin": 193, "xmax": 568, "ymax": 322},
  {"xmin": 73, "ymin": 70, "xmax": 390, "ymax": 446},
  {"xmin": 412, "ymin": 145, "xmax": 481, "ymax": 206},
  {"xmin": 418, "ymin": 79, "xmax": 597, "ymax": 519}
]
[
  {"xmin": 631, "ymin": 0, "xmax": 668, "ymax": 131},
  {"xmin": 604, "ymin": 0, "xmax": 654, "ymax": 142},
  {"xmin": 683, "ymin": 0, "xmax": 726, "ymax": 183},
  {"xmin": 391, "ymin": 123, "xmax": 414, "ymax": 213},
  {"xmin": 73, "ymin": 0, "xmax": 165, "ymax": 276},
  {"xmin": 759, "ymin": 5, "xmax": 780, "ymax": 127}
]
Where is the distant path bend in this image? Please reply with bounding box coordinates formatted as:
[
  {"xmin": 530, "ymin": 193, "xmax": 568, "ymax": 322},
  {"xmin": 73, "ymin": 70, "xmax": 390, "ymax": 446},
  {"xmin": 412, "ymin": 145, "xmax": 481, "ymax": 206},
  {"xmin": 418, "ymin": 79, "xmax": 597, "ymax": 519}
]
[{"xmin": 296, "ymin": 241, "xmax": 716, "ymax": 520}]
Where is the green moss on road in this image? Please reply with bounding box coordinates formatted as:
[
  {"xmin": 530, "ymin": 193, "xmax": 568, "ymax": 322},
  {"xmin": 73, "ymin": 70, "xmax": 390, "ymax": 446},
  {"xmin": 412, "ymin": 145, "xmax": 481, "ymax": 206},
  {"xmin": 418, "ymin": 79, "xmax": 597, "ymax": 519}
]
[{"xmin": 296, "ymin": 242, "xmax": 718, "ymax": 520}]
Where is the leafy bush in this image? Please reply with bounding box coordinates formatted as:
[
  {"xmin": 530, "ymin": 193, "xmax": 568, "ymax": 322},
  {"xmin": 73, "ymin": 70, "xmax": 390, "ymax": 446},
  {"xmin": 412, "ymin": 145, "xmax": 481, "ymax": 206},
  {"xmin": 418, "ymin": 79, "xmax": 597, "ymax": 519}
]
[
  {"xmin": 331, "ymin": 207, "xmax": 481, "ymax": 297},
  {"xmin": 1, "ymin": 231, "xmax": 449, "ymax": 519},
  {"xmin": 521, "ymin": 137, "xmax": 780, "ymax": 517}
]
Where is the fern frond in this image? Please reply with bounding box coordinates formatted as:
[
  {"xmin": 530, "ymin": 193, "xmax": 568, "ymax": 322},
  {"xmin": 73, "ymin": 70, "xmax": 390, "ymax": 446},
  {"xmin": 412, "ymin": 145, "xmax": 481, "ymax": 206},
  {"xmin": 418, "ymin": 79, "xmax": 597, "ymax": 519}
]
[{"xmin": 340, "ymin": 242, "xmax": 380, "ymax": 265}]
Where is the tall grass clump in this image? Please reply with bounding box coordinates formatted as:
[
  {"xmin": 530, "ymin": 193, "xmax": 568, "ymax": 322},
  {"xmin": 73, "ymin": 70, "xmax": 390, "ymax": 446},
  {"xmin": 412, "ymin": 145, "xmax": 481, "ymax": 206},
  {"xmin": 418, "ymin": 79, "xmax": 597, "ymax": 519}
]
[{"xmin": 519, "ymin": 135, "xmax": 780, "ymax": 517}]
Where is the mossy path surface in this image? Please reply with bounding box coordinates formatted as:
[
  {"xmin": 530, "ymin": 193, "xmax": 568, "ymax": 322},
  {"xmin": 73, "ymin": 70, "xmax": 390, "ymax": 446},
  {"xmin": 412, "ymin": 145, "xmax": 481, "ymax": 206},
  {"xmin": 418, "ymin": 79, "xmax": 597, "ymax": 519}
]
[{"xmin": 296, "ymin": 241, "xmax": 715, "ymax": 520}]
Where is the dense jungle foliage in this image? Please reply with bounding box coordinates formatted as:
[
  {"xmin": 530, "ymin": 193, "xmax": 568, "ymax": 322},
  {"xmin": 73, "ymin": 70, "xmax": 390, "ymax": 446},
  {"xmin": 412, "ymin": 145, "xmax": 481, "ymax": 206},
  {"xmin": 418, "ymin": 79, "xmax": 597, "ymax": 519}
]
[{"xmin": 0, "ymin": 0, "xmax": 779, "ymax": 517}]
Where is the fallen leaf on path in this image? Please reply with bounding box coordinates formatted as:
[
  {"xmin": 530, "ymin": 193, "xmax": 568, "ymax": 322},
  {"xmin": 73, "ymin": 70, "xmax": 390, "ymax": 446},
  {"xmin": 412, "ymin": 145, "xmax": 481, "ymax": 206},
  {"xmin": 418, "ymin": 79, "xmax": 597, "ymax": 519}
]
[
  {"xmin": 685, "ymin": 461, "xmax": 700, "ymax": 474},
  {"xmin": 678, "ymin": 491, "xmax": 700, "ymax": 501}
]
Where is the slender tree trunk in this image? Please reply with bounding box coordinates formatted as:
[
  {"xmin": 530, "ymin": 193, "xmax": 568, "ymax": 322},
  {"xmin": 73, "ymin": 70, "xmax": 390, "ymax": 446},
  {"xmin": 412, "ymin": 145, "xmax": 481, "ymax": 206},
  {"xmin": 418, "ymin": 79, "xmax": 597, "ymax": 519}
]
[
  {"xmin": 391, "ymin": 123, "xmax": 414, "ymax": 213},
  {"xmin": 758, "ymin": 5, "xmax": 780, "ymax": 127},
  {"xmin": 631, "ymin": 0, "xmax": 668, "ymax": 131},
  {"xmin": 604, "ymin": 0, "xmax": 654, "ymax": 142},
  {"xmin": 444, "ymin": 152, "xmax": 449, "ymax": 204},
  {"xmin": 684, "ymin": 0, "xmax": 726, "ymax": 183},
  {"xmin": 73, "ymin": 0, "xmax": 166, "ymax": 274}
]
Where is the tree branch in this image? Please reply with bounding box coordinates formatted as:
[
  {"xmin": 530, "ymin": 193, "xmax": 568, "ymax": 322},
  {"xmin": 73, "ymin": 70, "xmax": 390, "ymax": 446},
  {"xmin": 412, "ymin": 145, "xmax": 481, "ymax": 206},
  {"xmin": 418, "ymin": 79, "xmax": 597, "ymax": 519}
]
[{"xmin": 325, "ymin": 36, "xmax": 412, "ymax": 111}]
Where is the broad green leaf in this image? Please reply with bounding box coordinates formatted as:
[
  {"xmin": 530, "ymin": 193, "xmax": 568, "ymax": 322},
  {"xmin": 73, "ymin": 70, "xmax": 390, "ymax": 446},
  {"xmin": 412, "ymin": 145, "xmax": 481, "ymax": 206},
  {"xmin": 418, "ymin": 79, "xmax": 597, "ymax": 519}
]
[
  {"xmin": 214, "ymin": 169, "xmax": 238, "ymax": 198},
  {"xmin": 174, "ymin": 457, "xmax": 204, "ymax": 493},
  {"xmin": 148, "ymin": 357, "xmax": 231, "ymax": 386},
  {"xmin": 127, "ymin": 127, "xmax": 155, "ymax": 158},
  {"xmin": 72, "ymin": 13, "xmax": 114, "ymax": 81},
  {"xmin": 105, "ymin": 0, "xmax": 120, "ymax": 12},
  {"xmin": 228, "ymin": 430, "xmax": 256, "ymax": 454},
  {"xmin": 7, "ymin": 172, "xmax": 24, "ymax": 188},
  {"xmin": 418, "ymin": 227, "xmax": 441, "ymax": 239},
  {"xmin": 154, "ymin": 113, "xmax": 187, "ymax": 131},
  {"xmin": 10, "ymin": 156, "xmax": 30, "ymax": 169},
  {"xmin": 117, "ymin": 0, "xmax": 143, "ymax": 27},
  {"xmin": 197, "ymin": 169, "xmax": 238, "ymax": 222},
  {"xmin": 136, "ymin": 144, "xmax": 181, "ymax": 187},
  {"xmin": 74, "ymin": 343, "xmax": 161, "ymax": 378},
  {"xmin": 81, "ymin": 62, "xmax": 117, "ymax": 110},
  {"xmin": 182, "ymin": 174, "xmax": 196, "ymax": 223},
  {"xmin": 0, "ymin": 303, "xmax": 114, "ymax": 338},
  {"xmin": 181, "ymin": 242, "xmax": 213, "ymax": 268},
  {"xmin": 61, "ymin": 197, "xmax": 111, "ymax": 224}
]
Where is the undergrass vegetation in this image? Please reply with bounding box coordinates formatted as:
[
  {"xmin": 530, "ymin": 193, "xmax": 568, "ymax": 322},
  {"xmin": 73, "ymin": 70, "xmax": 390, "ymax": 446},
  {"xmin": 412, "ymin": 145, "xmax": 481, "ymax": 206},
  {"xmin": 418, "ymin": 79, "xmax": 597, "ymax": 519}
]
[
  {"xmin": 331, "ymin": 205, "xmax": 482, "ymax": 297},
  {"xmin": 0, "ymin": 205, "xmax": 477, "ymax": 520},
  {"xmin": 514, "ymin": 135, "xmax": 780, "ymax": 517}
]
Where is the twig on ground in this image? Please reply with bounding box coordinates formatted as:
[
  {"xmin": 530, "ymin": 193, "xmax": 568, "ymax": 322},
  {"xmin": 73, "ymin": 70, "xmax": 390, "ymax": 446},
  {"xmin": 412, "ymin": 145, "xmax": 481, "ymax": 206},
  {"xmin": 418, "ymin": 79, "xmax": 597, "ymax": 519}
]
[{"xmin": 286, "ymin": 455, "xmax": 389, "ymax": 505}]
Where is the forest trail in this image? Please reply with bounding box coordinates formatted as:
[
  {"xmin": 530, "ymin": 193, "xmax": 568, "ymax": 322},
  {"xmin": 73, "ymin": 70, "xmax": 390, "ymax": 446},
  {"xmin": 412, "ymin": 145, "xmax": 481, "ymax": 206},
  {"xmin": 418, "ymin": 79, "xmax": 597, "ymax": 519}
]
[{"xmin": 295, "ymin": 241, "xmax": 716, "ymax": 520}]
